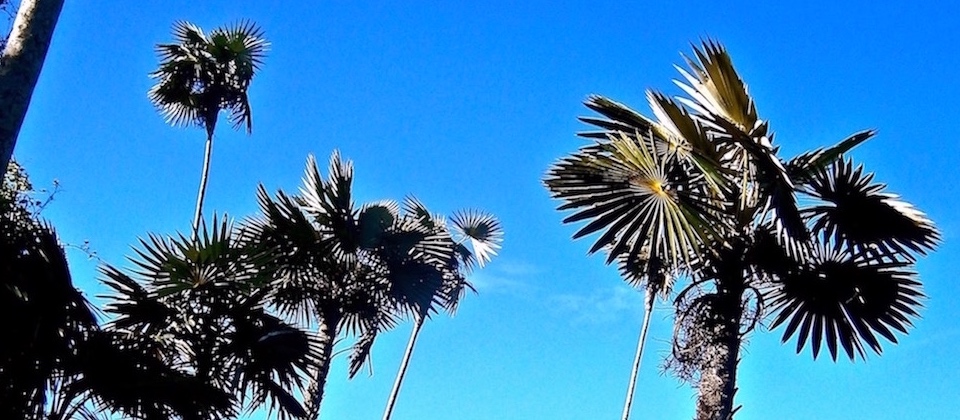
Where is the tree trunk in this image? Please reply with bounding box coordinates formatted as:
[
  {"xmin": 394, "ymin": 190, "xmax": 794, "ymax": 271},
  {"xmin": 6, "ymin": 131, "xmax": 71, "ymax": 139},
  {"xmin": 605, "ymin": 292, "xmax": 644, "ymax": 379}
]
[
  {"xmin": 382, "ymin": 314, "xmax": 425, "ymax": 420},
  {"xmin": 306, "ymin": 310, "xmax": 341, "ymax": 420},
  {"xmin": 621, "ymin": 290, "xmax": 655, "ymax": 420},
  {"xmin": 693, "ymin": 287, "xmax": 744, "ymax": 420},
  {"xmin": 191, "ymin": 133, "xmax": 214, "ymax": 240},
  {"xmin": 0, "ymin": 0, "xmax": 65, "ymax": 171}
]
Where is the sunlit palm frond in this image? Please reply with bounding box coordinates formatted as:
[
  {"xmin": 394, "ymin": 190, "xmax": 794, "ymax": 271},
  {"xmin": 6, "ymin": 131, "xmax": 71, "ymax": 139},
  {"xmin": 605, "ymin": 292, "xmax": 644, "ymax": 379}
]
[
  {"xmin": 673, "ymin": 39, "xmax": 758, "ymax": 134},
  {"xmin": 579, "ymin": 95, "xmax": 660, "ymax": 140},
  {"xmin": 766, "ymin": 242, "xmax": 925, "ymax": 361},
  {"xmin": 545, "ymin": 131, "xmax": 717, "ymax": 267},
  {"xmin": 670, "ymin": 40, "xmax": 807, "ymax": 243},
  {"xmin": 450, "ymin": 210, "xmax": 503, "ymax": 268},
  {"xmin": 804, "ymin": 159, "xmax": 940, "ymax": 261},
  {"xmin": 579, "ymin": 94, "xmax": 731, "ymax": 196}
]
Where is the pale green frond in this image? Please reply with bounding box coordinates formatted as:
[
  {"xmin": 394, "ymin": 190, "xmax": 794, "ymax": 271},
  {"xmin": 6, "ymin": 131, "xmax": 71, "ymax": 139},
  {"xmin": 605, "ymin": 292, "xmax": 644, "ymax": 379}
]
[
  {"xmin": 545, "ymin": 131, "xmax": 717, "ymax": 268},
  {"xmin": 674, "ymin": 39, "xmax": 758, "ymax": 133}
]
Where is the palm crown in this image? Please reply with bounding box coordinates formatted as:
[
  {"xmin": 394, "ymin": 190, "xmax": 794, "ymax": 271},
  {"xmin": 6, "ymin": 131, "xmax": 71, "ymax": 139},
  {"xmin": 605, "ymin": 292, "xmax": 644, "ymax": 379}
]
[
  {"xmin": 245, "ymin": 152, "xmax": 502, "ymax": 419},
  {"xmin": 148, "ymin": 20, "xmax": 267, "ymax": 136},
  {"xmin": 545, "ymin": 40, "xmax": 939, "ymax": 419}
]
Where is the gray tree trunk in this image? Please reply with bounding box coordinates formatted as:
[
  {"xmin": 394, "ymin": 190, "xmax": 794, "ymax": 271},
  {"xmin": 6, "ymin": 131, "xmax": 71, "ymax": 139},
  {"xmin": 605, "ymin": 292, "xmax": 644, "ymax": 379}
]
[
  {"xmin": 191, "ymin": 133, "xmax": 214, "ymax": 239},
  {"xmin": 693, "ymin": 287, "xmax": 744, "ymax": 420},
  {"xmin": 382, "ymin": 314, "xmax": 425, "ymax": 420},
  {"xmin": 621, "ymin": 290, "xmax": 655, "ymax": 420},
  {"xmin": 0, "ymin": 0, "xmax": 65, "ymax": 171}
]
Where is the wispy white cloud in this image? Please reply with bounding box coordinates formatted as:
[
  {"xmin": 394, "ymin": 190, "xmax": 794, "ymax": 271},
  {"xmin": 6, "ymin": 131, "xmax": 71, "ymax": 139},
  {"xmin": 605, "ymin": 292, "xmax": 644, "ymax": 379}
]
[
  {"xmin": 467, "ymin": 258, "xmax": 541, "ymax": 295},
  {"xmin": 549, "ymin": 285, "xmax": 645, "ymax": 326}
]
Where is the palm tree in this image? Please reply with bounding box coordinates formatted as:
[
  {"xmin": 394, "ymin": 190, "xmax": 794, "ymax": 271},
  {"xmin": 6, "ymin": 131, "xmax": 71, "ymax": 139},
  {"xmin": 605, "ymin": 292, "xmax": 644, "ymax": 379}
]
[
  {"xmin": 0, "ymin": 161, "xmax": 224, "ymax": 420},
  {"xmin": 97, "ymin": 216, "xmax": 323, "ymax": 419},
  {"xmin": 245, "ymin": 152, "xmax": 503, "ymax": 420},
  {"xmin": 380, "ymin": 208, "xmax": 503, "ymax": 420},
  {"xmin": 148, "ymin": 21, "xmax": 268, "ymax": 237},
  {"xmin": 544, "ymin": 40, "xmax": 939, "ymax": 420}
]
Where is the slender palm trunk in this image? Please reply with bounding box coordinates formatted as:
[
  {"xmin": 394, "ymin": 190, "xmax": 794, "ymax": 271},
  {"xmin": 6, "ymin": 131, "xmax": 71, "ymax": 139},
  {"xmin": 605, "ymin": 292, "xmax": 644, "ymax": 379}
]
[
  {"xmin": 306, "ymin": 310, "xmax": 341, "ymax": 420},
  {"xmin": 382, "ymin": 314, "xmax": 425, "ymax": 420},
  {"xmin": 621, "ymin": 289, "xmax": 655, "ymax": 420},
  {"xmin": 694, "ymin": 285, "xmax": 744, "ymax": 420},
  {"xmin": 191, "ymin": 133, "xmax": 214, "ymax": 240},
  {"xmin": 0, "ymin": 0, "xmax": 65, "ymax": 171}
]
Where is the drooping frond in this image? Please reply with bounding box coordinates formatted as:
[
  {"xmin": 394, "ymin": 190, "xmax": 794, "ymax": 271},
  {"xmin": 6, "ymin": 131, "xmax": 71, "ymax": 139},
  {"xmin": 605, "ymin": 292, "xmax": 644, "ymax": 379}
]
[{"xmin": 766, "ymin": 242, "xmax": 925, "ymax": 361}]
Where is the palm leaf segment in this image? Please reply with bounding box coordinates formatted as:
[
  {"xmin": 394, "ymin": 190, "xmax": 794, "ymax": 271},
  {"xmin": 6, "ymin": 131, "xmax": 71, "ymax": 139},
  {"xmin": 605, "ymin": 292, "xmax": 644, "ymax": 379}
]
[
  {"xmin": 98, "ymin": 216, "xmax": 321, "ymax": 419},
  {"xmin": 148, "ymin": 21, "xmax": 268, "ymax": 136},
  {"xmin": 546, "ymin": 40, "xmax": 940, "ymax": 362}
]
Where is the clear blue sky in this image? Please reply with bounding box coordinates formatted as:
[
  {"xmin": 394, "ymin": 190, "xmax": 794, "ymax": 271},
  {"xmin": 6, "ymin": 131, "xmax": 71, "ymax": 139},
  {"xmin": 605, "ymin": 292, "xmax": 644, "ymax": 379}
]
[{"xmin": 13, "ymin": 1, "xmax": 960, "ymax": 419}]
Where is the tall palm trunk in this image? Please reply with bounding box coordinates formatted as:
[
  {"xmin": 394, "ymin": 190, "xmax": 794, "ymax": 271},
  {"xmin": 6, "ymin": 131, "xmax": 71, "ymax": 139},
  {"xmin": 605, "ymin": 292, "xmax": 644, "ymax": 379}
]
[
  {"xmin": 694, "ymin": 283, "xmax": 744, "ymax": 420},
  {"xmin": 191, "ymin": 132, "xmax": 214, "ymax": 239},
  {"xmin": 306, "ymin": 309, "xmax": 341, "ymax": 420},
  {"xmin": 382, "ymin": 314, "xmax": 425, "ymax": 420},
  {"xmin": 621, "ymin": 289, "xmax": 655, "ymax": 420},
  {"xmin": 0, "ymin": 0, "xmax": 65, "ymax": 171}
]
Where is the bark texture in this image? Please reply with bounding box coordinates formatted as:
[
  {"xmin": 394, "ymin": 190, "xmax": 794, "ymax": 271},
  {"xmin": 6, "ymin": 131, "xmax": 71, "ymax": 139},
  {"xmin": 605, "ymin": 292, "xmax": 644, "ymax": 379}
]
[
  {"xmin": 0, "ymin": 0, "xmax": 65, "ymax": 171},
  {"xmin": 694, "ymin": 285, "xmax": 744, "ymax": 420}
]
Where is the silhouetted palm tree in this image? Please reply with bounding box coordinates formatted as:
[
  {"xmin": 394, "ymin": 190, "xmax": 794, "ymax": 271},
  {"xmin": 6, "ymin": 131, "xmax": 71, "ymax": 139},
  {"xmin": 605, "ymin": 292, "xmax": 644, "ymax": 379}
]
[
  {"xmin": 245, "ymin": 152, "xmax": 502, "ymax": 420},
  {"xmin": 98, "ymin": 216, "xmax": 322, "ymax": 419},
  {"xmin": 148, "ymin": 21, "xmax": 268, "ymax": 237},
  {"xmin": 380, "ymin": 207, "xmax": 502, "ymax": 420},
  {"xmin": 545, "ymin": 40, "xmax": 939, "ymax": 420}
]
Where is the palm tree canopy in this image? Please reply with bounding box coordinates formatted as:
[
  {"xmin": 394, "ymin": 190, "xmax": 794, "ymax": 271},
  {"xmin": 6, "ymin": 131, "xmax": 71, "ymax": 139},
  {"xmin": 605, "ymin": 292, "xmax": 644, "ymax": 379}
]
[
  {"xmin": 545, "ymin": 39, "xmax": 940, "ymax": 368},
  {"xmin": 98, "ymin": 216, "xmax": 322, "ymax": 419},
  {"xmin": 245, "ymin": 152, "xmax": 503, "ymax": 379},
  {"xmin": 148, "ymin": 20, "xmax": 268, "ymax": 136}
]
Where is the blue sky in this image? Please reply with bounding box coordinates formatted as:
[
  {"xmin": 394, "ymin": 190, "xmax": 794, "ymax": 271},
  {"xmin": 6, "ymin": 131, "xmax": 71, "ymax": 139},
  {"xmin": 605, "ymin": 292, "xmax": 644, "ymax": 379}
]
[{"xmin": 13, "ymin": 1, "xmax": 960, "ymax": 419}]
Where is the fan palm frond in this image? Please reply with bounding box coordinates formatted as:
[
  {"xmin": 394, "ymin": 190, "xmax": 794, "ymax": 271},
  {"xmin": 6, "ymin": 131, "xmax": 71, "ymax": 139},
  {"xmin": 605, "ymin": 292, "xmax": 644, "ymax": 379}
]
[
  {"xmin": 766, "ymin": 241, "xmax": 924, "ymax": 361},
  {"xmin": 545, "ymin": 130, "xmax": 718, "ymax": 267},
  {"xmin": 805, "ymin": 159, "xmax": 940, "ymax": 261}
]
